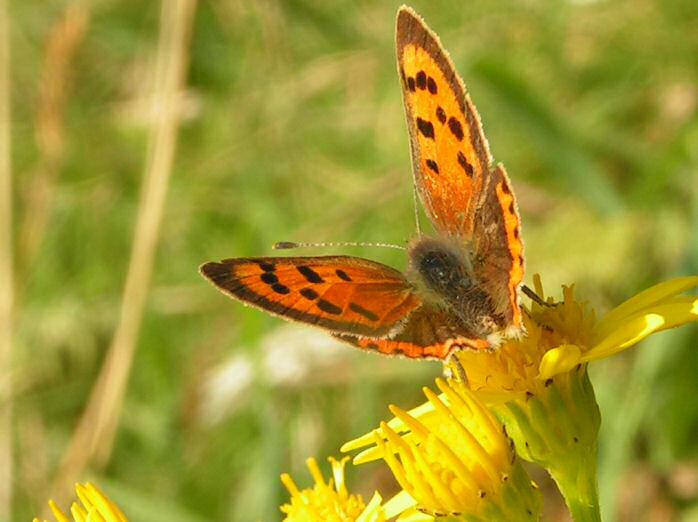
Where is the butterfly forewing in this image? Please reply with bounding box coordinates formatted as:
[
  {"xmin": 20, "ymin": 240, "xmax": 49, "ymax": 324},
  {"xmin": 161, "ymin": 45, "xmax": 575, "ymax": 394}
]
[
  {"xmin": 396, "ymin": 7, "xmax": 492, "ymax": 238},
  {"xmin": 200, "ymin": 256, "xmax": 423, "ymax": 337}
]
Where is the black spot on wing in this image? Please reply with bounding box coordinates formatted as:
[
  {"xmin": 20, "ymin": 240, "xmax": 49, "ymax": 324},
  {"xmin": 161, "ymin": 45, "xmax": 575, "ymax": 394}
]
[
  {"xmin": 407, "ymin": 77, "xmax": 416, "ymax": 92},
  {"xmin": 436, "ymin": 106, "xmax": 446, "ymax": 124},
  {"xmin": 259, "ymin": 262, "xmax": 276, "ymax": 272},
  {"xmin": 260, "ymin": 272, "xmax": 278, "ymax": 285},
  {"xmin": 425, "ymin": 159, "xmax": 439, "ymax": 174},
  {"xmin": 300, "ymin": 288, "xmax": 319, "ymax": 300},
  {"xmin": 297, "ymin": 265, "xmax": 324, "ymax": 284},
  {"xmin": 457, "ymin": 151, "xmax": 474, "ymax": 177},
  {"xmin": 317, "ymin": 299, "xmax": 342, "ymax": 315},
  {"xmin": 349, "ymin": 303, "xmax": 379, "ymax": 322},
  {"xmin": 416, "ymin": 118, "xmax": 435, "ymax": 139},
  {"xmin": 448, "ymin": 117, "xmax": 464, "ymax": 141},
  {"xmin": 336, "ymin": 269, "xmax": 352, "ymax": 281},
  {"xmin": 427, "ymin": 76, "xmax": 437, "ymax": 94},
  {"xmin": 416, "ymin": 70, "xmax": 427, "ymax": 89},
  {"xmin": 271, "ymin": 283, "xmax": 290, "ymax": 295}
]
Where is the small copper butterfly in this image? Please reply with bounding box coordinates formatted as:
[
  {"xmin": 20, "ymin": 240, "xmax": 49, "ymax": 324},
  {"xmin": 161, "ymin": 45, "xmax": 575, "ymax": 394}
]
[{"xmin": 200, "ymin": 6, "xmax": 525, "ymax": 360}]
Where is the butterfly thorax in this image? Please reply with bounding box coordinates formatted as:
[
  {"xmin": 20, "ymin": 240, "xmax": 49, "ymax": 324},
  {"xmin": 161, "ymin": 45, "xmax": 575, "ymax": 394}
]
[{"xmin": 408, "ymin": 236, "xmax": 505, "ymax": 338}]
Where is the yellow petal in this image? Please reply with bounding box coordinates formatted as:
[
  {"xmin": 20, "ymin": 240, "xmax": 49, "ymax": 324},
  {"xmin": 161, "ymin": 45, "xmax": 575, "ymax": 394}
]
[
  {"xmin": 84, "ymin": 483, "xmax": 127, "ymax": 522},
  {"xmin": 585, "ymin": 299, "xmax": 698, "ymax": 361},
  {"xmin": 69, "ymin": 501, "xmax": 88, "ymax": 522},
  {"xmin": 341, "ymin": 401, "xmax": 437, "ymax": 453},
  {"xmin": 330, "ymin": 456, "xmax": 350, "ymax": 493},
  {"xmin": 595, "ymin": 276, "xmax": 698, "ymax": 338},
  {"xmin": 306, "ymin": 458, "xmax": 326, "ymax": 489},
  {"xmin": 585, "ymin": 313, "xmax": 665, "ymax": 361},
  {"xmin": 353, "ymin": 445, "xmax": 386, "ymax": 465},
  {"xmin": 538, "ymin": 344, "xmax": 582, "ymax": 380},
  {"xmin": 48, "ymin": 501, "xmax": 72, "ymax": 522},
  {"xmin": 382, "ymin": 490, "xmax": 419, "ymax": 519},
  {"xmin": 280, "ymin": 473, "xmax": 301, "ymax": 497},
  {"xmin": 356, "ymin": 492, "xmax": 384, "ymax": 522},
  {"xmin": 85, "ymin": 508, "xmax": 106, "ymax": 522}
]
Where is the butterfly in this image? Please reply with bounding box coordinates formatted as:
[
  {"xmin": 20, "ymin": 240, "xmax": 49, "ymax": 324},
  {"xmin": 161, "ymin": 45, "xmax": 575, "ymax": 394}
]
[{"xmin": 200, "ymin": 6, "xmax": 525, "ymax": 360}]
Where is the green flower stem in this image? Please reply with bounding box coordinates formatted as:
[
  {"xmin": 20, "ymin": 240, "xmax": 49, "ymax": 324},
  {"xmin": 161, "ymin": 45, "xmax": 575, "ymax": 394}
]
[{"xmin": 548, "ymin": 444, "xmax": 601, "ymax": 522}]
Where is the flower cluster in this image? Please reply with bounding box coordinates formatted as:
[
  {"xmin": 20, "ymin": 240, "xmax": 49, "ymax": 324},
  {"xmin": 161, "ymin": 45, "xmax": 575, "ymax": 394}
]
[
  {"xmin": 34, "ymin": 482, "xmax": 126, "ymax": 522},
  {"xmin": 294, "ymin": 275, "xmax": 697, "ymax": 521}
]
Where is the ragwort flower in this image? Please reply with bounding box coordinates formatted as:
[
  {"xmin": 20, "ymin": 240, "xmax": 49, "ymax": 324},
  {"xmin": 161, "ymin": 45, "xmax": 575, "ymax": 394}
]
[
  {"xmin": 280, "ymin": 456, "xmax": 431, "ymax": 522},
  {"xmin": 33, "ymin": 482, "xmax": 127, "ymax": 522},
  {"xmin": 451, "ymin": 275, "xmax": 698, "ymax": 521},
  {"xmin": 344, "ymin": 276, "xmax": 697, "ymax": 522},
  {"xmin": 342, "ymin": 378, "xmax": 541, "ymax": 521}
]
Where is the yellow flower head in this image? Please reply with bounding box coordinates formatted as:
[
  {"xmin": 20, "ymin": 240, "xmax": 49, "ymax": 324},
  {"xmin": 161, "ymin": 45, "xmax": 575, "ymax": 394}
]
[
  {"xmin": 342, "ymin": 378, "xmax": 541, "ymax": 521},
  {"xmin": 448, "ymin": 275, "xmax": 697, "ymax": 521},
  {"xmin": 33, "ymin": 482, "xmax": 127, "ymax": 522},
  {"xmin": 541, "ymin": 275, "xmax": 698, "ymax": 377},
  {"xmin": 452, "ymin": 275, "xmax": 698, "ymax": 394},
  {"xmin": 280, "ymin": 456, "xmax": 430, "ymax": 522}
]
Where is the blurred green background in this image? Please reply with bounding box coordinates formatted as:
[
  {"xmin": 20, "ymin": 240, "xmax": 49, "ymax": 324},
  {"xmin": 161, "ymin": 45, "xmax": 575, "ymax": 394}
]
[{"xmin": 6, "ymin": 0, "xmax": 698, "ymax": 520}]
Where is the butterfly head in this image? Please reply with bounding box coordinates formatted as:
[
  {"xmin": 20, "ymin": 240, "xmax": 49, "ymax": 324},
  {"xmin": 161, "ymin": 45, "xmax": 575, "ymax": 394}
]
[{"xmin": 408, "ymin": 236, "xmax": 473, "ymax": 297}]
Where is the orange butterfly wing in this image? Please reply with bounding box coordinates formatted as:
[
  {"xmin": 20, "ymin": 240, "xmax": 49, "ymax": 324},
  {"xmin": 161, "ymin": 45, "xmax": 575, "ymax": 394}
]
[
  {"xmin": 335, "ymin": 305, "xmax": 490, "ymax": 360},
  {"xmin": 396, "ymin": 6, "xmax": 492, "ymax": 238},
  {"xmin": 200, "ymin": 8, "xmax": 526, "ymax": 359},
  {"xmin": 200, "ymin": 256, "xmax": 422, "ymax": 337},
  {"xmin": 397, "ymin": 7, "xmax": 525, "ymax": 331}
]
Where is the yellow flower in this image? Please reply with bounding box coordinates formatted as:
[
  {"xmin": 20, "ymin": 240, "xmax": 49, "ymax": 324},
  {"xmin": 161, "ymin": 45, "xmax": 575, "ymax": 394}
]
[
  {"xmin": 451, "ymin": 275, "xmax": 697, "ymax": 393},
  {"xmin": 33, "ymin": 482, "xmax": 127, "ymax": 522},
  {"xmin": 447, "ymin": 275, "xmax": 698, "ymax": 521},
  {"xmin": 540, "ymin": 275, "xmax": 698, "ymax": 378},
  {"xmin": 342, "ymin": 276, "xmax": 696, "ymax": 521},
  {"xmin": 342, "ymin": 378, "xmax": 541, "ymax": 521},
  {"xmin": 280, "ymin": 456, "xmax": 431, "ymax": 522}
]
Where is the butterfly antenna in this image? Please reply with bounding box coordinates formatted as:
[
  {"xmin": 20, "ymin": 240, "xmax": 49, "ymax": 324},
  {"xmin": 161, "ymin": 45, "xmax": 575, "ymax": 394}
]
[
  {"xmin": 412, "ymin": 183, "xmax": 422, "ymax": 237},
  {"xmin": 273, "ymin": 241, "xmax": 406, "ymax": 251}
]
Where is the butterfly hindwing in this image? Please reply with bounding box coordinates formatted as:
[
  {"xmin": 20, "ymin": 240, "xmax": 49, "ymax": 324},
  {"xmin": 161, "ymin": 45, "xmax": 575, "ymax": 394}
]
[
  {"xmin": 200, "ymin": 256, "xmax": 423, "ymax": 337},
  {"xmin": 472, "ymin": 164, "xmax": 525, "ymax": 329},
  {"xmin": 335, "ymin": 305, "xmax": 490, "ymax": 360},
  {"xmin": 396, "ymin": 6, "xmax": 492, "ymax": 238}
]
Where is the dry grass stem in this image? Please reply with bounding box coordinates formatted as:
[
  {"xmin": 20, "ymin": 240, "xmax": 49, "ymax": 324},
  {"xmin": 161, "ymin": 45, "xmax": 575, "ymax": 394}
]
[
  {"xmin": 19, "ymin": 6, "xmax": 90, "ymax": 270},
  {"xmin": 48, "ymin": 0, "xmax": 198, "ymax": 507},
  {"xmin": 0, "ymin": 0, "xmax": 13, "ymax": 517}
]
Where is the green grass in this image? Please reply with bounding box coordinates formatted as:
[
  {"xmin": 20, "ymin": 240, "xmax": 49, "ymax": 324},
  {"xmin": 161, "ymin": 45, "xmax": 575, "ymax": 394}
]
[{"xmin": 6, "ymin": 0, "xmax": 698, "ymax": 520}]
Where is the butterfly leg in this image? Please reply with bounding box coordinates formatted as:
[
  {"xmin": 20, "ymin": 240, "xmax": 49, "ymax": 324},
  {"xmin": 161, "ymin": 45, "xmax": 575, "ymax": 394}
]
[
  {"xmin": 444, "ymin": 354, "xmax": 469, "ymax": 386},
  {"xmin": 522, "ymin": 284, "xmax": 559, "ymax": 307}
]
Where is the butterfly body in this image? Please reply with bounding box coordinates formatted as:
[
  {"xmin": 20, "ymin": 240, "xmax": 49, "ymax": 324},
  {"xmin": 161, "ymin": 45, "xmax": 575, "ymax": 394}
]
[
  {"xmin": 407, "ymin": 235, "xmax": 508, "ymax": 342},
  {"xmin": 200, "ymin": 7, "xmax": 526, "ymax": 361}
]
